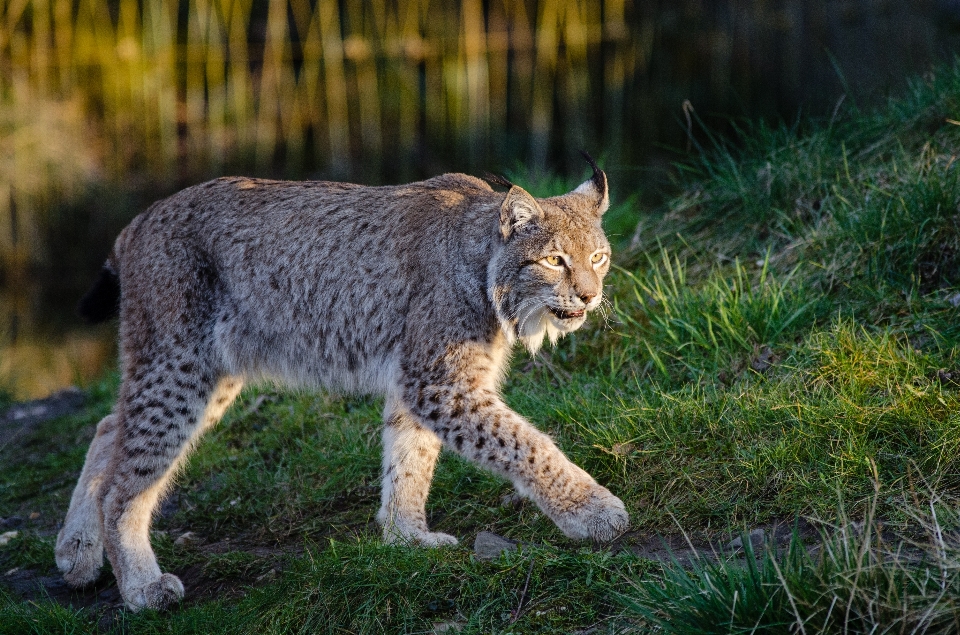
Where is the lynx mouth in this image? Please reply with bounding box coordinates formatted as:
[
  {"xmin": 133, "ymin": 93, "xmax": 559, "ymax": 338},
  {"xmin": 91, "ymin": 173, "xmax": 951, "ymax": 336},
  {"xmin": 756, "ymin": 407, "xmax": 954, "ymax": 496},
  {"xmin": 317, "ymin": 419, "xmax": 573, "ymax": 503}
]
[{"xmin": 549, "ymin": 307, "xmax": 585, "ymax": 320}]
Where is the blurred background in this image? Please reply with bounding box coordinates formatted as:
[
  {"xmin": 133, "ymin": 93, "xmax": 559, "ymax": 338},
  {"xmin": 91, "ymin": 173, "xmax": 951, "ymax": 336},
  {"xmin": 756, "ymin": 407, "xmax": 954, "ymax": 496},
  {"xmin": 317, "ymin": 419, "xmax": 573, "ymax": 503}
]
[{"xmin": 2, "ymin": 0, "xmax": 960, "ymax": 399}]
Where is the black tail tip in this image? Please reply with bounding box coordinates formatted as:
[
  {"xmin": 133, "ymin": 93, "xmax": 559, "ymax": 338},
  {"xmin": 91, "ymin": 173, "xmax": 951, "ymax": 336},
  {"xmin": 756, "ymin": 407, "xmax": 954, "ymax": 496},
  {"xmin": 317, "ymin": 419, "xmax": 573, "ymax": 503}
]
[{"xmin": 77, "ymin": 267, "xmax": 120, "ymax": 324}]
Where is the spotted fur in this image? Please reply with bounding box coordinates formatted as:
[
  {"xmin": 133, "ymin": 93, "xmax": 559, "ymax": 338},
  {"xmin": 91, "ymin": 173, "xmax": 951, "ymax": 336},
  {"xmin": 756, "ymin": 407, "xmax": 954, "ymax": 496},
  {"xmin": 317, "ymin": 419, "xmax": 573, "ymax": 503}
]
[{"xmin": 56, "ymin": 163, "xmax": 628, "ymax": 610}]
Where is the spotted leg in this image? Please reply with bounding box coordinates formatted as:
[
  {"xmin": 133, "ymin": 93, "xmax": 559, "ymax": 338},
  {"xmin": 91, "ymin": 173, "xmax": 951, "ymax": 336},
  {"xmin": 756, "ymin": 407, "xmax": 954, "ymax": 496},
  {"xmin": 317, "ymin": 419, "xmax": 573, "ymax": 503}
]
[
  {"xmin": 400, "ymin": 341, "xmax": 629, "ymax": 543},
  {"xmin": 98, "ymin": 367, "xmax": 242, "ymax": 611}
]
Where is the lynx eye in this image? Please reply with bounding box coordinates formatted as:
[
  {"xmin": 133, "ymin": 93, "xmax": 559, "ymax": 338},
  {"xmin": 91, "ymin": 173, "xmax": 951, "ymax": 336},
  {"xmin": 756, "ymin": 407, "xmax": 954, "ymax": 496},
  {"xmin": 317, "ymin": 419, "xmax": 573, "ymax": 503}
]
[
  {"xmin": 591, "ymin": 252, "xmax": 607, "ymax": 265},
  {"xmin": 542, "ymin": 255, "xmax": 564, "ymax": 268}
]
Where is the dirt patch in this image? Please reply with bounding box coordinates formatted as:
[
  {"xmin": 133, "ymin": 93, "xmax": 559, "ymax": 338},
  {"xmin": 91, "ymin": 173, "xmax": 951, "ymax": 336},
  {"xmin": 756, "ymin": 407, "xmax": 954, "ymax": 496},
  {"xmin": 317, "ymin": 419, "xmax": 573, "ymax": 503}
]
[
  {"xmin": 471, "ymin": 517, "xmax": 822, "ymax": 570},
  {"xmin": 2, "ymin": 535, "xmax": 292, "ymax": 627},
  {"xmin": 3, "ymin": 566, "xmax": 122, "ymax": 611},
  {"xmin": 614, "ymin": 516, "xmax": 820, "ymax": 565}
]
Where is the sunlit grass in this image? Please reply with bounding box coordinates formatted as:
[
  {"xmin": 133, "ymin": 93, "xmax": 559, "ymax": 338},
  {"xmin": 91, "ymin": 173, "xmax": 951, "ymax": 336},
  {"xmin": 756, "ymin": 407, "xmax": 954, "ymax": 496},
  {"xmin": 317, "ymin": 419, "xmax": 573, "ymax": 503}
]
[{"xmin": 614, "ymin": 251, "xmax": 818, "ymax": 380}]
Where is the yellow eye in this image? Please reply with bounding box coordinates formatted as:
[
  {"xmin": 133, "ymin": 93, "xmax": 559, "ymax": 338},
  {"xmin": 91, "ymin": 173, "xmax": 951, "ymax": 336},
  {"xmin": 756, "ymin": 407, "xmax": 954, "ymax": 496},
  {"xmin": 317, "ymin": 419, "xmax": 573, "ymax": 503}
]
[
  {"xmin": 544, "ymin": 255, "xmax": 563, "ymax": 267},
  {"xmin": 591, "ymin": 252, "xmax": 607, "ymax": 264}
]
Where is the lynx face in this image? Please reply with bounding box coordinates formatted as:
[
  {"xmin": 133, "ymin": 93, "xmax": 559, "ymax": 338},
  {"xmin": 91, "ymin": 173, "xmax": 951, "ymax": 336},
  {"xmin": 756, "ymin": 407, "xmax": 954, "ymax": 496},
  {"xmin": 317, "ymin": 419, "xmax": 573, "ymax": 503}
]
[{"xmin": 489, "ymin": 175, "xmax": 611, "ymax": 353}]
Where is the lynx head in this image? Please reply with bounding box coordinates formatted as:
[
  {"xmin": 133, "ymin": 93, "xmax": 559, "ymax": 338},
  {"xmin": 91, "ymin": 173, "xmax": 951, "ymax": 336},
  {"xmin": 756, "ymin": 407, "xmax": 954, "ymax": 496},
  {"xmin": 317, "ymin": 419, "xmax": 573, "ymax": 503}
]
[{"xmin": 487, "ymin": 154, "xmax": 611, "ymax": 354}]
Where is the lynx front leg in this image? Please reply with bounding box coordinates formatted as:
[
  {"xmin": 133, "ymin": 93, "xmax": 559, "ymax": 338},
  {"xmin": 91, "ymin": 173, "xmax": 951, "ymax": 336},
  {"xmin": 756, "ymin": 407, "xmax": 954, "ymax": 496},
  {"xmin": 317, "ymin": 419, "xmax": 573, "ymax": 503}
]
[
  {"xmin": 378, "ymin": 402, "xmax": 458, "ymax": 546},
  {"xmin": 400, "ymin": 350, "xmax": 628, "ymax": 542},
  {"xmin": 415, "ymin": 391, "xmax": 627, "ymax": 542},
  {"xmin": 99, "ymin": 372, "xmax": 243, "ymax": 611},
  {"xmin": 56, "ymin": 413, "xmax": 118, "ymax": 586}
]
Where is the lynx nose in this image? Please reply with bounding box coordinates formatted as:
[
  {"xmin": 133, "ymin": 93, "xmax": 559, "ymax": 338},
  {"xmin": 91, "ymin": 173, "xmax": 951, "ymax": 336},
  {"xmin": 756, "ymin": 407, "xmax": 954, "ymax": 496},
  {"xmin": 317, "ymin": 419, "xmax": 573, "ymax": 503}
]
[{"xmin": 579, "ymin": 291, "xmax": 597, "ymax": 305}]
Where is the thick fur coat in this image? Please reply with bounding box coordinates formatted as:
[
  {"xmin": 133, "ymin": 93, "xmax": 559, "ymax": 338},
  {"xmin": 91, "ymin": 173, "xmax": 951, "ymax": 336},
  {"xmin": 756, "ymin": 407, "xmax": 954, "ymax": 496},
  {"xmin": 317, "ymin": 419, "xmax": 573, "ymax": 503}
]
[{"xmin": 56, "ymin": 162, "xmax": 629, "ymax": 610}]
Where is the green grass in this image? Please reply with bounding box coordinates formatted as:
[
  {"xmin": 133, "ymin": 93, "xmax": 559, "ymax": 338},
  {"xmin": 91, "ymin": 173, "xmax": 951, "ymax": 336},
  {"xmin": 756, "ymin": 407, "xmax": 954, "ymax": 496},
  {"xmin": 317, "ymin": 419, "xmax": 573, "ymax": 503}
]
[
  {"xmin": 0, "ymin": 587, "xmax": 93, "ymax": 635},
  {"xmin": 613, "ymin": 250, "xmax": 821, "ymax": 380},
  {"xmin": 7, "ymin": 59, "xmax": 960, "ymax": 633},
  {"xmin": 623, "ymin": 494, "xmax": 960, "ymax": 633},
  {"xmin": 84, "ymin": 542, "xmax": 641, "ymax": 635}
]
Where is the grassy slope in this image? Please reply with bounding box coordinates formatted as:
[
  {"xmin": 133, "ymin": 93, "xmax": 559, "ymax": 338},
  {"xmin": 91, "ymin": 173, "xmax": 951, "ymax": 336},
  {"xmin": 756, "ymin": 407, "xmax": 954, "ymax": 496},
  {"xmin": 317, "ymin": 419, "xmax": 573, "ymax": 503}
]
[{"xmin": 5, "ymin": 61, "xmax": 960, "ymax": 633}]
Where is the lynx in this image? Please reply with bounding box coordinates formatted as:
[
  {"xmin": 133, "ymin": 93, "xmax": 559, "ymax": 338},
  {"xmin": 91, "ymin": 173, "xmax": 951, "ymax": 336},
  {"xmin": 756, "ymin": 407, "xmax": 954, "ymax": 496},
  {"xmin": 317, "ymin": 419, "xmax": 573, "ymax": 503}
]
[{"xmin": 56, "ymin": 155, "xmax": 629, "ymax": 611}]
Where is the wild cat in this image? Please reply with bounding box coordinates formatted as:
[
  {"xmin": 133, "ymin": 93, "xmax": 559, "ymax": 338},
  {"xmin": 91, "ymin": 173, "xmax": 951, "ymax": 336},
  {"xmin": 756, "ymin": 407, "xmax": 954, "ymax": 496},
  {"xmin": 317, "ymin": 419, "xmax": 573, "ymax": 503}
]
[{"xmin": 55, "ymin": 154, "xmax": 629, "ymax": 611}]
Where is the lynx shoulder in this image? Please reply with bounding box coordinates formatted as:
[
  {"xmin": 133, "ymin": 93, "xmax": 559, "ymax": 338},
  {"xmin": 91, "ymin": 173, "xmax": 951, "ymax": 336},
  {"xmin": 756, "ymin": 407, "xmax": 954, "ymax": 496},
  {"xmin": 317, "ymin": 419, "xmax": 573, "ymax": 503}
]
[{"xmin": 56, "ymin": 156, "xmax": 629, "ymax": 611}]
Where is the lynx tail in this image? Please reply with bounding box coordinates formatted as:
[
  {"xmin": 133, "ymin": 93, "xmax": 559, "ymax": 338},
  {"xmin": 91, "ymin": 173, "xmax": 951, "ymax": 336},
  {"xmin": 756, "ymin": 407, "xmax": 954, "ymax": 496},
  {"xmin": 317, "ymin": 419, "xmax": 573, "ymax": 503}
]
[{"xmin": 77, "ymin": 265, "xmax": 120, "ymax": 323}]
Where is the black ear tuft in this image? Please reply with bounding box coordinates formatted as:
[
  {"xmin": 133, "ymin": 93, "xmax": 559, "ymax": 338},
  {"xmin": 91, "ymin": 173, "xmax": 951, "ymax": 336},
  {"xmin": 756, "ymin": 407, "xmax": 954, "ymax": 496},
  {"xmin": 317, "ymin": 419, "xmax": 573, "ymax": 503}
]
[
  {"xmin": 579, "ymin": 150, "xmax": 606, "ymax": 194},
  {"xmin": 483, "ymin": 172, "xmax": 515, "ymax": 189}
]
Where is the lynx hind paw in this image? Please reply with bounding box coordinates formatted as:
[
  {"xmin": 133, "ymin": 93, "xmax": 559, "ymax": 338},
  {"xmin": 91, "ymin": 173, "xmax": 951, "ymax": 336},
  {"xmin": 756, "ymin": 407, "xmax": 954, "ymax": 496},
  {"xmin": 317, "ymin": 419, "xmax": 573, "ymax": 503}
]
[
  {"xmin": 127, "ymin": 573, "xmax": 185, "ymax": 612},
  {"xmin": 55, "ymin": 531, "xmax": 104, "ymax": 588},
  {"xmin": 383, "ymin": 527, "xmax": 459, "ymax": 548},
  {"xmin": 558, "ymin": 485, "xmax": 629, "ymax": 543}
]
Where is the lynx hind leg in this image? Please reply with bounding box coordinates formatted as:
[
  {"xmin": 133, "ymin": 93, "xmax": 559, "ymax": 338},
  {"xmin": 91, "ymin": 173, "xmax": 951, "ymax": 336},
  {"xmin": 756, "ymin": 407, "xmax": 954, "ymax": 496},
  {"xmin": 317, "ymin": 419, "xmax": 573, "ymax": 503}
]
[
  {"xmin": 100, "ymin": 372, "xmax": 243, "ymax": 611},
  {"xmin": 378, "ymin": 404, "xmax": 457, "ymax": 547},
  {"xmin": 56, "ymin": 413, "xmax": 118, "ymax": 587}
]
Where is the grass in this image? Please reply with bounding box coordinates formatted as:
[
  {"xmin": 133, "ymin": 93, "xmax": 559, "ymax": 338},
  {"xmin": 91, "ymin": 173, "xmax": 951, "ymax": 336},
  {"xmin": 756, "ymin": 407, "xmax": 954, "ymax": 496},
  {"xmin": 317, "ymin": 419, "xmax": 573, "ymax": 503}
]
[
  {"xmin": 614, "ymin": 250, "xmax": 820, "ymax": 379},
  {"xmin": 6, "ymin": 59, "xmax": 960, "ymax": 632},
  {"xmin": 623, "ymin": 492, "xmax": 960, "ymax": 633}
]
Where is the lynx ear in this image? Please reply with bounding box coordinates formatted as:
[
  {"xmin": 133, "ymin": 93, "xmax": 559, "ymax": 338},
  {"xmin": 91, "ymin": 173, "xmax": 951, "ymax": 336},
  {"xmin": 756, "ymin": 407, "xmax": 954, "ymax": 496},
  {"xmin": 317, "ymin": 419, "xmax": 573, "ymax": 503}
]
[
  {"xmin": 572, "ymin": 150, "xmax": 609, "ymax": 216},
  {"xmin": 499, "ymin": 186, "xmax": 543, "ymax": 240}
]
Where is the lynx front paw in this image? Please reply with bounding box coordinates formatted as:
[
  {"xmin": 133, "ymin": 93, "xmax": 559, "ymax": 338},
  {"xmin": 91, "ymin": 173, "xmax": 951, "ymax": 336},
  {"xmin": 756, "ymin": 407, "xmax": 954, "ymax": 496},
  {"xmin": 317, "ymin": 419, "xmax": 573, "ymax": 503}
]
[
  {"xmin": 125, "ymin": 573, "xmax": 185, "ymax": 612},
  {"xmin": 55, "ymin": 530, "xmax": 104, "ymax": 588},
  {"xmin": 553, "ymin": 484, "xmax": 629, "ymax": 543}
]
